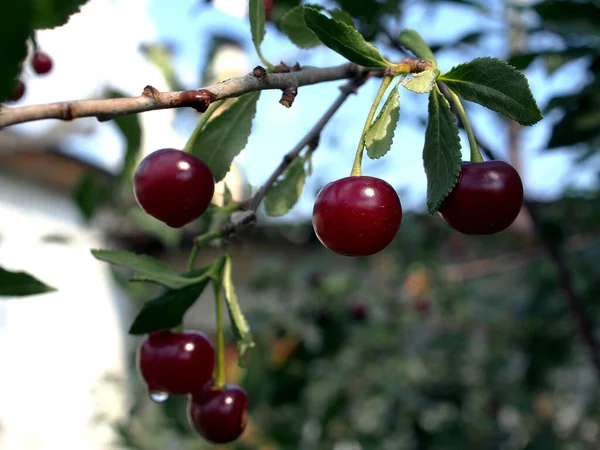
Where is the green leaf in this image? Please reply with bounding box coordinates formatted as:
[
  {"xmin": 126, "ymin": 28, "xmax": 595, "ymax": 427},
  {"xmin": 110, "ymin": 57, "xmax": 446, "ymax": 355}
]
[
  {"xmin": 222, "ymin": 256, "xmax": 254, "ymax": 367},
  {"xmin": 32, "ymin": 0, "xmax": 89, "ymax": 29},
  {"xmin": 189, "ymin": 91, "xmax": 260, "ymax": 183},
  {"xmin": 91, "ymin": 249, "xmax": 210, "ymax": 290},
  {"xmin": 401, "ymin": 68, "xmax": 439, "ymax": 94},
  {"xmin": 398, "ymin": 29, "xmax": 437, "ymax": 66},
  {"xmin": 364, "ymin": 82, "xmax": 400, "ymax": 160},
  {"xmin": 249, "ymin": 0, "xmax": 270, "ymax": 67},
  {"xmin": 0, "ymin": 2, "xmax": 33, "ymax": 101},
  {"xmin": 0, "ymin": 267, "xmax": 56, "ymax": 297},
  {"xmin": 281, "ymin": 5, "xmax": 321, "ymax": 49},
  {"xmin": 423, "ymin": 86, "xmax": 462, "ymax": 215},
  {"xmin": 264, "ymin": 157, "xmax": 307, "ymax": 216},
  {"xmin": 72, "ymin": 172, "xmax": 110, "ymax": 221},
  {"xmin": 302, "ymin": 7, "xmax": 390, "ymax": 69},
  {"xmin": 439, "ymin": 57, "xmax": 543, "ymax": 126},
  {"xmin": 128, "ymin": 268, "xmax": 211, "ymax": 335},
  {"xmin": 328, "ymin": 8, "xmax": 354, "ymax": 26}
]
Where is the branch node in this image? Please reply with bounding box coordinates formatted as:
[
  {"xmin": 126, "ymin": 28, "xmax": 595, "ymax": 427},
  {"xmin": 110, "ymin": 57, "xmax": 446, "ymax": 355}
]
[
  {"xmin": 273, "ymin": 62, "xmax": 301, "ymax": 73},
  {"xmin": 401, "ymin": 58, "xmax": 431, "ymax": 73},
  {"xmin": 279, "ymin": 87, "xmax": 298, "ymax": 108},
  {"xmin": 252, "ymin": 66, "xmax": 267, "ymax": 79},
  {"xmin": 142, "ymin": 85, "xmax": 160, "ymax": 99},
  {"xmin": 180, "ymin": 89, "xmax": 217, "ymax": 113}
]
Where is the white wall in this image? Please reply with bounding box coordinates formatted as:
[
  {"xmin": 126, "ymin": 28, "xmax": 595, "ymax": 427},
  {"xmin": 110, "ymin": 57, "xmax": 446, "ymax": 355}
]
[{"xmin": 0, "ymin": 172, "xmax": 131, "ymax": 450}]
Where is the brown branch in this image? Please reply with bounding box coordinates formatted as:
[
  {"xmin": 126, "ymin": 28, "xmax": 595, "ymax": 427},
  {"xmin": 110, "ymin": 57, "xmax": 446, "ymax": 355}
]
[
  {"xmin": 0, "ymin": 63, "xmax": 374, "ymax": 129},
  {"xmin": 437, "ymin": 80, "xmax": 600, "ymax": 382},
  {"xmin": 191, "ymin": 71, "xmax": 371, "ymax": 249}
]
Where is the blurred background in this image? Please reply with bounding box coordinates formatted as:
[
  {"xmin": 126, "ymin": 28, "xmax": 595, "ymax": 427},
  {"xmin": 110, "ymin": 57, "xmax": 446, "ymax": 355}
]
[{"xmin": 0, "ymin": 0, "xmax": 599, "ymax": 448}]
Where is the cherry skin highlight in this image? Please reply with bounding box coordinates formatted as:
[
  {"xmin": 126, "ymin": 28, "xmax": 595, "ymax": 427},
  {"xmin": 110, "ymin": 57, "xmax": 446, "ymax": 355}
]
[
  {"xmin": 6, "ymin": 80, "xmax": 25, "ymax": 102},
  {"xmin": 312, "ymin": 176, "xmax": 402, "ymax": 256},
  {"xmin": 133, "ymin": 148, "xmax": 215, "ymax": 228},
  {"xmin": 137, "ymin": 330, "xmax": 216, "ymax": 395},
  {"xmin": 438, "ymin": 161, "xmax": 523, "ymax": 235},
  {"xmin": 32, "ymin": 52, "xmax": 53, "ymax": 75},
  {"xmin": 188, "ymin": 383, "xmax": 249, "ymax": 444}
]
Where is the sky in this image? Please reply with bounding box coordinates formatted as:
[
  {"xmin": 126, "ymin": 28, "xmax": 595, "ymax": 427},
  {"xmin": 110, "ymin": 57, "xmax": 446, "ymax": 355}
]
[{"xmin": 8, "ymin": 0, "xmax": 599, "ymax": 219}]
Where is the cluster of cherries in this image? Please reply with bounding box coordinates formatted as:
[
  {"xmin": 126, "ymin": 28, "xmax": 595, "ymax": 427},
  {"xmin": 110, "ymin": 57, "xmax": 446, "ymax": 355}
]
[
  {"xmin": 4, "ymin": 51, "xmax": 54, "ymax": 103},
  {"xmin": 134, "ymin": 148, "xmax": 523, "ymax": 255},
  {"xmin": 138, "ymin": 330, "xmax": 249, "ymax": 444}
]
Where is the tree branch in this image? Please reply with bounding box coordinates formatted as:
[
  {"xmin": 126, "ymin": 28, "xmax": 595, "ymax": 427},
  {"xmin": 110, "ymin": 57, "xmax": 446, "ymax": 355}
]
[
  {"xmin": 189, "ymin": 72, "xmax": 371, "ymax": 253},
  {"xmin": 0, "ymin": 63, "xmax": 372, "ymax": 129}
]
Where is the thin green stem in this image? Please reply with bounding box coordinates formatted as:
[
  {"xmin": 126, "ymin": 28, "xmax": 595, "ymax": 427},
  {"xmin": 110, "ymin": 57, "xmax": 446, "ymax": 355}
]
[
  {"xmin": 187, "ymin": 228, "xmax": 224, "ymax": 271},
  {"xmin": 351, "ymin": 75, "xmax": 393, "ymax": 176},
  {"xmin": 182, "ymin": 100, "xmax": 224, "ymax": 154},
  {"xmin": 212, "ymin": 280, "xmax": 226, "ymax": 389},
  {"xmin": 447, "ymin": 88, "xmax": 483, "ymax": 163}
]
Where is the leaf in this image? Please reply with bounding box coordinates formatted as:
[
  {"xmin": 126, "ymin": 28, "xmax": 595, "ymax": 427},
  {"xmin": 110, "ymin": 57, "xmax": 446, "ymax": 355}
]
[
  {"xmin": 222, "ymin": 256, "xmax": 254, "ymax": 367},
  {"xmin": 281, "ymin": 5, "xmax": 321, "ymax": 49},
  {"xmin": 107, "ymin": 90, "xmax": 142, "ymax": 183},
  {"xmin": 249, "ymin": 0, "xmax": 269, "ymax": 66},
  {"xmin": 423, "ymin": 86, "xmax": 462, "ymax": 215},
  {"xmin": 439, "ymin": 57, "xmax": 543, "ymax": 126},
  {"xmin": 32, "ymin": 0, "xmax": 89, "ymax": 29},
  {"xmin": 91, "ymin": 249, "xmax": 209, "ymax": 290},
  {"xmin": 401, "ymin": 69, "xmax": 439, "ymax": 94},
  {"xmin": 364, "ymin": 82, "xmax": 400, "ymax": 160},
  {"xmin": 303, "ymin": 7, "xmax": 390, "ymax": 69},
  {"xmin": 328, "ymin": 8, "xmax": 354, "ymax": 26},
  {"xmin": 0, "ymin": 2, "xmax": 33, "ymax": 101},
  {"xmin": 128, "ymin": 268, "xmax": 211, "ymax": 335},
  {"xmin": 0, "ymin": 267, "xmax": 56, "ymax": 297},
  {"xmin": 264, "ymin": 157, "xmax": 307, "ymax": 216},
  {"xmin": 189, "ymin": 91, "xmax": 260, "ymax": 182},
  {"xmin": 72, "ymin": 172, "xmax": 110, "ymax": 221},
  {"xmin": 398, "ymin": 29, "xmax": 437, "ymax": 66}
]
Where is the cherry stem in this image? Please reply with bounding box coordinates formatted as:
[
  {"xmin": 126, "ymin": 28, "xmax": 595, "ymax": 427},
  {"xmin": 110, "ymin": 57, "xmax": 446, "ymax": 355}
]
[
  {"xmin": 212, "ymin": 279, "xmax": 226, "ymax": 389},
  {"xmin": 351, "ymin": 75, "xmax": 393, "ymax": 177},
  {"xmin": 187, "ymin": 228, "xmax": 224, "ymax": 271},
  {"xmin": 447, "ymin": 88, "xmax": 483, "ymax": 163},
  {"xmin": 182, "ymin": 100, "xmax": 225, "ymax": 154}
]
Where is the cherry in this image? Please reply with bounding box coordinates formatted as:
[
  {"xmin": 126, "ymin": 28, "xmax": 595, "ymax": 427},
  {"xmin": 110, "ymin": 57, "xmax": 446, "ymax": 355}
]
[
  {"xmin": 6, "ymin": 80, "xmax": 25, "ymax": 102},
  {"xmin": 31, "ymin": 51, "xmax": 53, "ymax": 75},
  {"xmin": 349, "ymin": 303, "xmax": 368, "ymax": 322},
  {"xmin": 188, "ymin": 383, "xmax": 249, "ymax": 444},
  {"xmin": 263, "ymin": 0, "xmax": 274, "ymax": 21},
  {"xmin": 133, "ymin": 149, "xmax": 215, "ymax": 228},
  {"xmin": 312, "ymin": 176, "xmax": 402, "ymax": 256},
  {"xmin": 438, "ymin": 161, "xmax": 523, "ymax": 235},
  {"xmin": 137, "ymin": 330, "xmax": 215, "ymax": 396}
]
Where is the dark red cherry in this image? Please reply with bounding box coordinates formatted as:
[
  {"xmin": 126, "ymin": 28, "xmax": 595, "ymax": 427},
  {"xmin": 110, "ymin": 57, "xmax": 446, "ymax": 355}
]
[
  {"xmin": 188, "ymin": 383, "xmax": 249, "ymax": 444},
  {"xmin": 263, "ymin": 0, "xmax": 274, "ymax": 21},
  {"xmin": 6, "ymin": 80, "xmax": 25, "ymax": 102},
  {"xmin": 133, "ymin": 149, "xmax": 215, "ymax": 228},
  {"xmin": 32, "ymin": 52, "xmax": 53, "ymax": 75},
  {"xmin": 438, "ymin": 161, "xmax": 523, "ymax": 235},
  {"xmin": 312, "ymin": 176, "xmax": 402, "ymax": 256},
  {"xmin": 349, "ymin": 303, "xmax": 368, "ymax": 322},
  {"xmin": 137, "ymin": 330, "xmax": 215, "ymax": 396}
]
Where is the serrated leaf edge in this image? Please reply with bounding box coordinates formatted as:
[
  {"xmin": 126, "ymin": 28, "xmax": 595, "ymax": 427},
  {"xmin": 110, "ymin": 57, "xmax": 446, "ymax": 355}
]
[{"xmin": 364, "ymin": 82, "xmax": 401, "ymax": 160}]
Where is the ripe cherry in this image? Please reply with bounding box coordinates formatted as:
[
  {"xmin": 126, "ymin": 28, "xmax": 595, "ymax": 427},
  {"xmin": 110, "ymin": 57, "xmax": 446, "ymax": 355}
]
[
  {"xmin": 438, "ymin": 161, "xmax": 523, "ymax": 235},
  {"xmin": 263, "ymin": 0, "xmax": 274, "ymax": 21},
  {"xmin": 188, "ymin": 383, "xmax": 249, "ymax": 444},
  {"xmin": 31, "ymin": 51, "xmax": 53, "ymax": 75},
  {"xmin": 312, "ymin": 176, "xmax": 402, "ymax": 256},
  {"xmin": 133, "ymin": 149, "xmax": 215, "ymax": 228},
  {"xmin": 6, "ymin": 80, "xmax": 25, "ymax": 102},
  {"xmin": 137, "ymin": 330, "xmax": 215, "ymax": 397}
]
